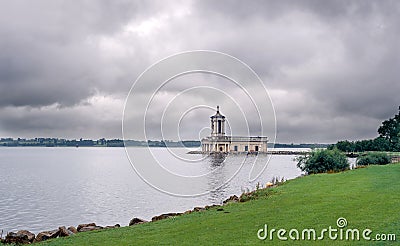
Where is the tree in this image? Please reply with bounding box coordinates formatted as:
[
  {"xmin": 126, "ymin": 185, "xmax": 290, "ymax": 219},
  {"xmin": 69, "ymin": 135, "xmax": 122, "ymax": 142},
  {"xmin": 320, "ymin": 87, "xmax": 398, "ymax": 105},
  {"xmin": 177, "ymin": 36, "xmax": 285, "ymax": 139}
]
[
  {"xmin": 378, "ymin": 106, "xmax": 400, "ymax": 151},
  {"xmin": 330, "ymin": 138, "xmax": 391, "ymax": 152},
  {"xmin": 371, "ymin": 137, "xmax": 391, "ymax": 151},
  {"xmin": 330, "ymin": 107, "xmax": 398, "ymax": 152},
  {"xmin": 296, "ymin": 149, "xmax": 349, "ymax": 174},
  {"xmin": 335, "ymin": 140, "xmax": 355, "ymax": 152}
]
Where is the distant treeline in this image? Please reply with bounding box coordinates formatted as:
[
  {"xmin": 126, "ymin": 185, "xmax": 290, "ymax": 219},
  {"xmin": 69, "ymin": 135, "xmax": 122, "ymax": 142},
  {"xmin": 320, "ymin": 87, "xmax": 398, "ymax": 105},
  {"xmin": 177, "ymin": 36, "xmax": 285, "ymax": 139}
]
[
  {"xmin": 138, "ymin": 140, "xmax": 201, "ymax": 148},
  {"xmin": 328, "ymin": 137, "xmax": 391, "ymax": 152},
  {"xmin": 0, "ymin": 138, "xmax": 124, "ymax": 147},
  {"xmin": 271, "ymin": 143, "xmax": 329, "ymax": 149},
  {"xmin": 329, "ymin": 107, "xmax": 400, "ymax": 152},
  {"xmin": 0, "ymin": 138, "xmax": 201, "ymax": 148},
  {"xmin": 0, "ymin": 137, "xmax": 331, "ymax": 149}
]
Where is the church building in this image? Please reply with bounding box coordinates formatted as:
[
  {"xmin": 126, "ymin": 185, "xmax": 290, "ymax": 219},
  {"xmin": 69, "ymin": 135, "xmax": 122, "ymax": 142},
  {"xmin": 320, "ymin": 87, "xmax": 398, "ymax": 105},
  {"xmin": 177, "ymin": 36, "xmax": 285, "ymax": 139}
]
[{"xmin": 201, "ymin": 106, "xmax": 268, "ymax": 153}]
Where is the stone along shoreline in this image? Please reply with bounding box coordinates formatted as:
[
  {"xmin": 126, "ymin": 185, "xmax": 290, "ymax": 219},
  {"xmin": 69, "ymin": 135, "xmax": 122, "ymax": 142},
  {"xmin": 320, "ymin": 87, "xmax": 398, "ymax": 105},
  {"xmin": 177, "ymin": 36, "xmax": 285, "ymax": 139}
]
[{"xmin": 1, "ymin": 178, "xmax": 282, "ymax": 244}]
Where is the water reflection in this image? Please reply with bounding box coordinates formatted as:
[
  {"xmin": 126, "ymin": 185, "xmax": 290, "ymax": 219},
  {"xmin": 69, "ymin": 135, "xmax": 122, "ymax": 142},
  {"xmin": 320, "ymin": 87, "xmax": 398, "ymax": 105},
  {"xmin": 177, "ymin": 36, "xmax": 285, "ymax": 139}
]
[
  {"xmin": 209, "ymin": 153, "xmax": 226, "ymax": 167},
  {"xmin": 207, "ymin": 154, "xmax": 228, "ymax": 204}
]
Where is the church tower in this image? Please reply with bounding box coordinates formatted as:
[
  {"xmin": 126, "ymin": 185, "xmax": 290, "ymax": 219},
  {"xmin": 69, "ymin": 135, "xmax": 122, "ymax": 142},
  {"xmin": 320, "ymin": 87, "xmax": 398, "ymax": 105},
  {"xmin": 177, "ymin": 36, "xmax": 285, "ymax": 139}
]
[
  {"xmin": 201, "ymin": 105, "xmax": 268, "ymax": 153},
  {"xmin": 210, "ymin": 106, "xmax": 225, "ymax": 138}
]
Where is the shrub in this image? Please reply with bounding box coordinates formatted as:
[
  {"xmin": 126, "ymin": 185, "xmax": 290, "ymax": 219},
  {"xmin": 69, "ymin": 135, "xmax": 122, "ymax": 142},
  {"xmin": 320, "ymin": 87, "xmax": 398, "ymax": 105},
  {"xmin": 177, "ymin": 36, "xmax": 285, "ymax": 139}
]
[
  {"xmin": 296, "ymin": 149, "xmax": 349, "ymax": 174},
  {"xmin": 356, "ymin": 152, "xmax": 391, "ymax": 166}
]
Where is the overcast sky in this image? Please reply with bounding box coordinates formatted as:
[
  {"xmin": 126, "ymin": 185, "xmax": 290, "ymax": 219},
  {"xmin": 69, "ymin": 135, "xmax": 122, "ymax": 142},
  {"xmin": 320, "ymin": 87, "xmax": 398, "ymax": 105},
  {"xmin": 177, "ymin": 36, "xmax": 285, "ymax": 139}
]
[{"xmin": 0, "ymin": 0, "xmax": 399, "ymax": 143}]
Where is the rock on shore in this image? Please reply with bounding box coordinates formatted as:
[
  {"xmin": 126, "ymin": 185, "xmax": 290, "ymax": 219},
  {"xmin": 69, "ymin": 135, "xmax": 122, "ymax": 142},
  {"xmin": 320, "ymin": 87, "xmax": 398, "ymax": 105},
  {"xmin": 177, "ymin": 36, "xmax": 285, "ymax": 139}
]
[
  {"xmin": 129, "ymin": 217, "xmax": 148, "ymax": 226},
  {"xmin": 34, "ymin": 229, "xmax": 60, "ymax": 243},
  {"xmin": 4, "ymin": 230, "xmax": 35, "ymax": 244},
  {"xmin": 0, "ymin": 187, "xmax": 274, "ymax": 244},
  {"xmin": 1, "ymin": 222, "xmax": 121, "ymax": 244}
]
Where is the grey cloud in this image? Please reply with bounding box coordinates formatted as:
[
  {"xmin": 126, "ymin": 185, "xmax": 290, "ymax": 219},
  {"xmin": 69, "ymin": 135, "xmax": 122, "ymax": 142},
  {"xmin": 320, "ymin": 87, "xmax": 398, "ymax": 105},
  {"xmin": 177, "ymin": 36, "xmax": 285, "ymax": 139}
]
[
  {"xmin": 0, "ymin": 95, "xmax": 125, "ymax": 139},
  {"xmin": 0, "ymin": 0, "xmax": 174, "ymax": 107}
]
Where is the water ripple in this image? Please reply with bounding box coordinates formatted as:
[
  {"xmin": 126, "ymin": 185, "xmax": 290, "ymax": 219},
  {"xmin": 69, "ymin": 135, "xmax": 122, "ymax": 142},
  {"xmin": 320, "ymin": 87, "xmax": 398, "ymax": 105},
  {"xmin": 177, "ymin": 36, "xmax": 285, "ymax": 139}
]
[{"xmin": 0, "ymin": 147, "xmax": 302, "ymax": 233}]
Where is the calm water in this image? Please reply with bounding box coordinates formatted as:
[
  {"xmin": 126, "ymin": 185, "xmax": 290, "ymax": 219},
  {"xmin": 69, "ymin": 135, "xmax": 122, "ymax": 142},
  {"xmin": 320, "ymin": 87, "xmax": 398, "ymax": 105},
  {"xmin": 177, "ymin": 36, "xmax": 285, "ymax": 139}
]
[{"xmin": 0, "ymin": 147, "xmax": 304, "ymax": 234}]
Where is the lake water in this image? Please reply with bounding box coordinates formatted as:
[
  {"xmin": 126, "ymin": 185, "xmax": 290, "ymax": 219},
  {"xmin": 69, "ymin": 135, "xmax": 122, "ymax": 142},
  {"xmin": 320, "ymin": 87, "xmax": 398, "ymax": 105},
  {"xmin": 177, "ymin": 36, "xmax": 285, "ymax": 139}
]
[{"xmin": 0, "ymin": 147, "xmax": 306, "ymax": 234}]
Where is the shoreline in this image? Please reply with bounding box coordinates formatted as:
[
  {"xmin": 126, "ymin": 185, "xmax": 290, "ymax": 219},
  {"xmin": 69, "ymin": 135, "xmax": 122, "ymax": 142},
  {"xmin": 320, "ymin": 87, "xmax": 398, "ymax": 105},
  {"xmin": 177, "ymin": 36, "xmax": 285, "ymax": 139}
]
[
  {"xmin": 3, "ymin": 163, "xmax": 399, "ymax": 244},
  {"xmin": 0, "ymin": 175, "xmax": 288, "ymax": 244}
]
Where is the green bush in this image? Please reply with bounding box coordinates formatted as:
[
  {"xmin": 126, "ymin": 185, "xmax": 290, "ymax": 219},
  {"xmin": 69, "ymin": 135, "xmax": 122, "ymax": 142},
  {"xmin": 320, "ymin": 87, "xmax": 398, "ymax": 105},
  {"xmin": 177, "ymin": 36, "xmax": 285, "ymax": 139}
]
[
  {"xmin": 357, "ymin": 152, "xmax": 391, "ymax": 166},
  {"xmin": 296, "ymin": 149, "xmax": 349, "ymax": 174}
]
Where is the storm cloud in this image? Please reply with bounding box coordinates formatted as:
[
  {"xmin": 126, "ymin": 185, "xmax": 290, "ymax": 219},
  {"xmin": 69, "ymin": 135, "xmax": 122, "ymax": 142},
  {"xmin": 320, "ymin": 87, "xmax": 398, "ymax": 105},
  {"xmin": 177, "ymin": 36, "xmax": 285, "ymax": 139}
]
[{"xmin": 0, "ymin": 0, "xmax": 399, "ymax": 143}]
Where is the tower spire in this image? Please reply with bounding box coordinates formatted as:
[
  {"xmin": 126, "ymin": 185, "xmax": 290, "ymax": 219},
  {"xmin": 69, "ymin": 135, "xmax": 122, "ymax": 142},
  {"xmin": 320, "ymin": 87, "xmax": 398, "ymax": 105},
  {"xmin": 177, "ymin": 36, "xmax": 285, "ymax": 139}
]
[{"xmin": 210, "ymin": 105, "xmax": 225, "ymax": 137}]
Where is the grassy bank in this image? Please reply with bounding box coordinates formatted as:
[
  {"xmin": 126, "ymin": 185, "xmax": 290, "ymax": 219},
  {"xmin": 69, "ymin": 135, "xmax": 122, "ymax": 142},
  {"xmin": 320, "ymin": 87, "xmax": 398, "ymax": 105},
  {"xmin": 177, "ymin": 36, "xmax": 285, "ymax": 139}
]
[{"xmin": 29, "ymin": 163, "xmax": 400, "ymax": 245}]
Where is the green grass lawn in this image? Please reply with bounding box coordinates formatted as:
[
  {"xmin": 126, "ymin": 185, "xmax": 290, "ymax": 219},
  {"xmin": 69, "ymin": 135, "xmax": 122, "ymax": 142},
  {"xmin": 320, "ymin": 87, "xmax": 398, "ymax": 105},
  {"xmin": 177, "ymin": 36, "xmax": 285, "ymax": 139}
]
[{"xmin": 30, "ymin": 163, "xmax": 400, "ymax": 245}]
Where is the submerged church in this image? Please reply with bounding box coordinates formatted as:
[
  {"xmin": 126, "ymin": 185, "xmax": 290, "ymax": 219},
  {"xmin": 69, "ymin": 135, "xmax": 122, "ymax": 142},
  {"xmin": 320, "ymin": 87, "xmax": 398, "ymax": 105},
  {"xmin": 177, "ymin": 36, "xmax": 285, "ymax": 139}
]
[{"xmin": 201, "ymin": 106, "xmax": 268, "ymax": 153}]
